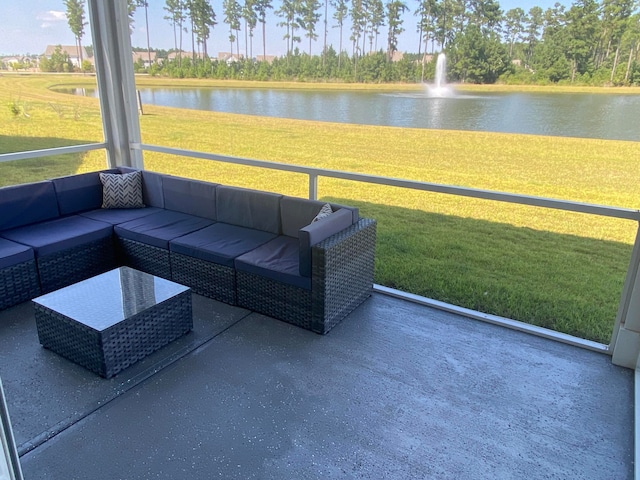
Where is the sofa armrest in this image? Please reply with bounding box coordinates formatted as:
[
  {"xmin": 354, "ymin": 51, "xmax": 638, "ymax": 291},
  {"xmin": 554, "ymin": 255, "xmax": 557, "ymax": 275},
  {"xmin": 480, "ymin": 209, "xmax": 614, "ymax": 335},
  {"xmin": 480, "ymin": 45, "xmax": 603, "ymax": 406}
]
[
  {"xmin": 299, "ymin": 208, "xmax": 353, "ymax": 277},
  {"xmin": 310, "ymin": 218, "xmax": 377, "ymax": 333}
]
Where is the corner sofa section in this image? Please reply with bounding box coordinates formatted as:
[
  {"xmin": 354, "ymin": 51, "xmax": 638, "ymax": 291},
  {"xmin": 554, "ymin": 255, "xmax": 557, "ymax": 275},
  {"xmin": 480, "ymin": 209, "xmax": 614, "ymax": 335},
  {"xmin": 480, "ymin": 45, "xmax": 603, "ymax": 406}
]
[
  {"xmin": 0, "ymin": 178, "xmax": 116, "ymax": 295},
  {"xmin": 0, "ymin": 168, "xmax": 376, "ymax": 334}
]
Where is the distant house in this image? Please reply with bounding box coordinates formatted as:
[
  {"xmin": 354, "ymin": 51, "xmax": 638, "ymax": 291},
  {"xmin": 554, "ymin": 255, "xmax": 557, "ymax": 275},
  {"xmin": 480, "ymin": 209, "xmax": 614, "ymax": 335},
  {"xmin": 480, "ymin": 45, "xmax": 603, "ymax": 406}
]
[
  {"xmin": 367, "ymin": 50, "xmax": 404, "ymax": 62},
  {"xmin": 166, "ymin": 51, "xmax": 205, "ymax": 62},
  {"xmin": 43, "ymin": 45, "xmax": 92, "ymax": 67},
  {"xmin": 255, "ymin": 55, "xmax": 276, "ymax": 64},
  {"xmin": 1, "ymin": 55, "xmax": 39, "ymax": 71},
  {"xmin": 132, "ymin": 51, "xmax": 157, "ymax": 69},
  {"xmin": 389, "ymin": 51, "xmax": 404, "ymax": 63},
  {"xmin": 218, "ymin": 52, "xmax": 244, "ymax": 64},
  {"xmin": 2, "ymin": 56, "xmax": 26, "ymax": 69}
]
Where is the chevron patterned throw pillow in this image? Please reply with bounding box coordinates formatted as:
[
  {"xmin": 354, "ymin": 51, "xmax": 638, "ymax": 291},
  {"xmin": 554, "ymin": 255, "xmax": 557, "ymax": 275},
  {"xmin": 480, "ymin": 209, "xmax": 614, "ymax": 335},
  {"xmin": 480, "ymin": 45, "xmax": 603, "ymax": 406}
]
[
  {"xmin": 312, "ymin": 203, "xmax": 333, "ymax": 222},
  {"xmin": 100, "ymin": 171, "xmax": 145, "ymax": 209}
]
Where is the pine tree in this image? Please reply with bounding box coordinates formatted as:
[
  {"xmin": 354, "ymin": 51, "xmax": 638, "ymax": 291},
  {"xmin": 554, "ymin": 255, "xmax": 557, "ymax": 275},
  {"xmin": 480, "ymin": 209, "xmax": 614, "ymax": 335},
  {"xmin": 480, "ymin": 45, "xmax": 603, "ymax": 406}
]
[{"xmin": 64, "ymin": 0, "xmax": 87, "ymax": 68}]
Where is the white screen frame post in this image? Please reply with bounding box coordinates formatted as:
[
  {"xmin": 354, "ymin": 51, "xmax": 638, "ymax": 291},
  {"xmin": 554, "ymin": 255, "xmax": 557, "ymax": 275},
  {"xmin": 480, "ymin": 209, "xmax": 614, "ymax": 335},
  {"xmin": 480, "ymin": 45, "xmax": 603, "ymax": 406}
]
[{"xmin": 0, "ymin": 378, "xmax": 22, "ymax": 480}]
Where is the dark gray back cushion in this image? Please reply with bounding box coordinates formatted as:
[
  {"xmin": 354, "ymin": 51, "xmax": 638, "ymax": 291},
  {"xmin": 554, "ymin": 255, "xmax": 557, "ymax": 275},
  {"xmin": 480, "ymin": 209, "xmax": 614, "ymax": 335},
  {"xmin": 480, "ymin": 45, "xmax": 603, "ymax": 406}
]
[
  {"xmin": 119, "ymin": 167, "xmax": 164, "ymax": 208},
  {"xmin": 52, "ymin": 169, "xmax": 120, "ymax": 216},
  {"xmin": 0, "ymin": 181, "xmax": 59, "ymax": 231},
  {"xmin": 216, "ymin": 186, "xmax": 282, "ymax": 234},
  {"xmin": 163, "ymin": 175, "xmax": 217, "ymax": 220},
  {"xmin": 280, "ymin": 196, "xmax": 359, "ymax": 238}
]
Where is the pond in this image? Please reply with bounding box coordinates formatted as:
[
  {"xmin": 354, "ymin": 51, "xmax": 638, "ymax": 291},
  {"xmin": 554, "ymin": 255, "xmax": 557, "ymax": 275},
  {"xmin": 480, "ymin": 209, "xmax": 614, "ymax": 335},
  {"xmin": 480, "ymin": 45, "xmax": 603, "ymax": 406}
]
[{"xmin": 63, "ymin": 87, "xmax": 640, "ymax": 142}]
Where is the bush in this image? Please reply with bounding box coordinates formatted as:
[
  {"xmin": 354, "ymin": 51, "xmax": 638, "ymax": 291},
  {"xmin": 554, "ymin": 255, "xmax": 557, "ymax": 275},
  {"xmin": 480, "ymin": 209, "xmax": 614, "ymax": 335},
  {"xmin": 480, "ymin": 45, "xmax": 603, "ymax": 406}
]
[
  {"xmin": 81, "ymin": 60, "xmax": 94, "ymax": 73},
  {"xmin": 8, "ymin": 100, "xmax": 21, "ymax": 117}
]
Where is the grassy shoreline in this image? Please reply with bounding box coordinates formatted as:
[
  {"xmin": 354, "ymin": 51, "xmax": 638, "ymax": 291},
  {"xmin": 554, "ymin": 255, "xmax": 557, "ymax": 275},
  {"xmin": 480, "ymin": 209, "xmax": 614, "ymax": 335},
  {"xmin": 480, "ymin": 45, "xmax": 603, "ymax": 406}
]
[
  {"xmin": 8, "ymin": 71, "xmax": 640, "ymax": 93},
  {"xmin": 2, "ymin": 74, "xmax": 640, "ymax": 343}
]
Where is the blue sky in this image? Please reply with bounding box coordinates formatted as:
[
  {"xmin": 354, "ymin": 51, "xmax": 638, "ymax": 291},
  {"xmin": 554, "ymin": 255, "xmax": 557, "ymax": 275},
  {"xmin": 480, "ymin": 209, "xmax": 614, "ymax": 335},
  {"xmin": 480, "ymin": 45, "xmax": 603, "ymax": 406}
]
[{"xmin": 1, "ymin": 0, "xmax": 561, "ymax": 57}]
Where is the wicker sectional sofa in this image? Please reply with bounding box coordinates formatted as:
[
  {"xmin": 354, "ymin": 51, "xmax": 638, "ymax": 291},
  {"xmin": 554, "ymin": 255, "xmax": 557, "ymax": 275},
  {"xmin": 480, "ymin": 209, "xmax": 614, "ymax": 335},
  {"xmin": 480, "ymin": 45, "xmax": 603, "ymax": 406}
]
[{"xmin": 0, "ymin": 168, "xmax": 376, "ymax": 334}]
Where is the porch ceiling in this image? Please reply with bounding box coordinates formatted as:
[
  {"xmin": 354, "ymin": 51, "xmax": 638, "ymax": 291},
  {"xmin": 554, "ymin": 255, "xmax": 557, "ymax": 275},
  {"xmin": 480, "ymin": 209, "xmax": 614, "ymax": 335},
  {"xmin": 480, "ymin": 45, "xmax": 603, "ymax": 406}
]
[{"xmin": 0, "ymin": 293, "xmax": 633, "ymax": 479}]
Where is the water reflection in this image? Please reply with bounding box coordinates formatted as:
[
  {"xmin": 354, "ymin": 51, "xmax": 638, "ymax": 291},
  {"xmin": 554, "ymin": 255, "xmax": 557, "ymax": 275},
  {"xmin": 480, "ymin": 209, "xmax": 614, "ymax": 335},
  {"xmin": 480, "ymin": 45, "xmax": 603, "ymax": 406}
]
[{"xmin": 60, "ymin": 87, "xmax": 640, "ymax": 141}]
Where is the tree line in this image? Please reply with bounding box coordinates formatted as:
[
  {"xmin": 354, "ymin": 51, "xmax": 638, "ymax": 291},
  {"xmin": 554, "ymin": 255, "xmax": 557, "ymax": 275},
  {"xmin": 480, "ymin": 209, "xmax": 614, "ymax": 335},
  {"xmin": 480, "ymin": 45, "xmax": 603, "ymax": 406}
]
[{"xmin": 56, "ymin": 0, "xmax": 640, "ymax": 85}]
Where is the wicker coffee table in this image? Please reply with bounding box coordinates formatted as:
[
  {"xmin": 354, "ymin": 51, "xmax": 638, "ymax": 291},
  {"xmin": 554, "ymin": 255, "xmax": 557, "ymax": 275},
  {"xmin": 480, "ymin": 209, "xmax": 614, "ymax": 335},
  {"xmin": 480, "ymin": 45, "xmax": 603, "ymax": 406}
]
[{"xmin": 33, "ymin": 267, "xmax": 192, "ymax": 378}]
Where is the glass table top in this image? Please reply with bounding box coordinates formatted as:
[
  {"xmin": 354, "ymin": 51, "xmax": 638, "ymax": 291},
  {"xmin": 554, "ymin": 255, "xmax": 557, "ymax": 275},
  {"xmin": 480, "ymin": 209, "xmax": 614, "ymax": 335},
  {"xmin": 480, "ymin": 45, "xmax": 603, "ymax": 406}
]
[{"xmin": 32, "ymin": 267, "xmax": 190, "ymax": 331}]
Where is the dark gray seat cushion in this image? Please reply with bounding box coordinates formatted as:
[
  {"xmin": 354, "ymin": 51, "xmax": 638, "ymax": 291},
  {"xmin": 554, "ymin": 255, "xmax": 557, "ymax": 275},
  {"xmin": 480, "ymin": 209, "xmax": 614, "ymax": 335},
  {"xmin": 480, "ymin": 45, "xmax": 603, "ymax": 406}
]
[
  {"xmin": 170, "ymin": 223, "xmax": 277, "ymax": 268},
  {"xmin": 80, "ymin": 206, "xmax": 163, "ymax": 225},
  {"xmin": 0, "ymin": 238, "xmax": 35, "ymax": 269},
  {"xmin": 1, "ymin": 216, "xmax": 112, "ymax": 257},
  {"xmin": 115, "ymin": 210, "xmax": 214, "ymax": 249},
  {"xmin": 235, "ymin": 236, "xmax": 311, "ymax": 290},
  {"xmin": 0, "ymin": 181, "xmax": 59, "ymax": 231}
]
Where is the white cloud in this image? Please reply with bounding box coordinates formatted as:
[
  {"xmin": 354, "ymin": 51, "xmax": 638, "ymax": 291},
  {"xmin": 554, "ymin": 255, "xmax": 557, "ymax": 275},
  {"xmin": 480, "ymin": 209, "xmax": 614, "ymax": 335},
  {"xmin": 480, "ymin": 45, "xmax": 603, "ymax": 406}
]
[{"xmin": 38, "ymin": 10, "xmax": 66, "ymax": 29}]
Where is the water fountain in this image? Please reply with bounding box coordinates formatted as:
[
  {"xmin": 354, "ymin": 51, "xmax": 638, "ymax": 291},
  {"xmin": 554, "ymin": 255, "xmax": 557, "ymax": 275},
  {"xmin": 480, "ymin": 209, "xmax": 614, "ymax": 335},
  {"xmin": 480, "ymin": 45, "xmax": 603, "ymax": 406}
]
[{"xmin": 426, "ymin": 53, "xmax": 454, "ymax": 98}]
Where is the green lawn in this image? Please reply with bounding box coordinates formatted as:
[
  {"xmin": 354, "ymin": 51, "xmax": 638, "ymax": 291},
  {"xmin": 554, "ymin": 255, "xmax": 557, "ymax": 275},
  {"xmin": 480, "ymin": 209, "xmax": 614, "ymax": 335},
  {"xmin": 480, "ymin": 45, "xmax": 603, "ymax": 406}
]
[{"xmin": 2, "ymin": 74, "xmax": 640, "ymax": 343}]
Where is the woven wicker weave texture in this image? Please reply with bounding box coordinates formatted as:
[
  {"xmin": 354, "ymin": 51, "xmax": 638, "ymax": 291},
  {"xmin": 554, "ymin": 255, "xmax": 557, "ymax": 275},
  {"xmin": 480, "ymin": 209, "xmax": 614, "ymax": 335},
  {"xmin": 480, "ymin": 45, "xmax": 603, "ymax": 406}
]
[
  {"xmin": 312, "ymin": 218, "xmax": 377, "ymax": 333},
  {"xmin": 0, "ymin": 260, "xmax": 40, "ymax": 310},
  {"xmin": 38, "ymin": 237, "xmax": 116, "ymax": 294},
  {"xmin": 118, "ymin": 237, "xmax": 171, "ymax": 280},
  {"xmin": 34, "ymin": 290, "xmax": 192, "ymax": 378},
  {"xmin": 171, "ymin": 252, "xmax": 236, "ymax": 304}
]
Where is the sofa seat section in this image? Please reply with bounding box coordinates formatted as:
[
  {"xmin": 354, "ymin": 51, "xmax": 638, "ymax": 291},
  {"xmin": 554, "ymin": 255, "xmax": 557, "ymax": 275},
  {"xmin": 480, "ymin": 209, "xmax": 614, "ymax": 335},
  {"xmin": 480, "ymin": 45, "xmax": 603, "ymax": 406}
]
[
  {"xmin": 169, "ymin": 223, "xmax": 277, "ymax": 303},
  {"xmin": 235, "ymin": 236, "xmax": 310, "ymax": 290},
  {"xmin": 0, "ymin": 238, "xmax": 40, "ymax": 310},
  {"xmin": 115, "ymin": 210, "xmax": 214, "ymax": 279},
  {"xmin": 235, "ymin": 236, "xmax": 313, "ymax": 330},
  {"xmin": 1, "ymin": 216, "xmax": 115, "ymax": 293},
  {"xmin": 171, "ymin": 223, "xmax": 278, "ymax": 268},
  {"xmin": 0, "ymin": 238, "xmax": 35, "ymax": 270},
  {"xmin": 1, "ymin": 216, "xmax": 112, "ymax": 257},
  {"xmin": 80, "ymin": 206, "xmax": 163, "ymax": 225}
]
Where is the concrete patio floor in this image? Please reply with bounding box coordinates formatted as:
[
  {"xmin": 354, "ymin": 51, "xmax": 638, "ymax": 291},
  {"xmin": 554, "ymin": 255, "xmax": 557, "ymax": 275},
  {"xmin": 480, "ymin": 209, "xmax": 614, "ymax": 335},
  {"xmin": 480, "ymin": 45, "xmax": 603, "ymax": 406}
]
[{"xmin": 0, "ymin": 292, "xmax": 634, "ymax": 479}]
